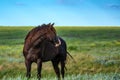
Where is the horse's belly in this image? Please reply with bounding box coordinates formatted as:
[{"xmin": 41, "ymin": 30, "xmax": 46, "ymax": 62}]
[{"xmin": 41, "ymin": 51, "xmax": 57, "ymax": 61}]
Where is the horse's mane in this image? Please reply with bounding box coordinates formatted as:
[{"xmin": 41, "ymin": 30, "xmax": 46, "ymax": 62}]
[{"xmin": 25, "ymin": 24, "xmax": 48, "ymax": 40}]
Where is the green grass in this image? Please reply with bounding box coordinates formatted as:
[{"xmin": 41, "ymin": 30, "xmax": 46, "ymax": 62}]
[
  {"xmin": 0, "ymin": 26, "xmax": 120, "ymax": 79},
  {"xmin": 2, "ymin": 73, "xmax": 120, "ymax": 80}
]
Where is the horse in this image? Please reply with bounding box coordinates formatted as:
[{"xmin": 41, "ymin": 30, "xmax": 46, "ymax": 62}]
[
  {"xmin": 23, "ymin": 23, "xmax": 61, "ymax": 79},
  {"xmin": 23, "ymin": 23, "xmax": 58, "ymax": 57},
  {"xmin": 27, "ymin": 36, "xmax": 73, "ymax": 80}
]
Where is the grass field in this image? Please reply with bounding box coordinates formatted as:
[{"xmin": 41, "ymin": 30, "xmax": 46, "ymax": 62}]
[{"xmin": 0, "ymin": 26, "xmax": 120, "ymax": 80}]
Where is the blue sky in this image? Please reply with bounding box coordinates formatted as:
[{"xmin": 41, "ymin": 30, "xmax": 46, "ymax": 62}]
[{"xmin": 0, "ymin": 0, "xmax": 120, "ymax": 26}]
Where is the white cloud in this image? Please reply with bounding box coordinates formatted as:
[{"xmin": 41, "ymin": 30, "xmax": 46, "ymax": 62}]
[
  {"xmin": 107, "ymin": 4, "xmax": 120, "ymax": 9},
  {"xmin": 57, "ymin": 0, "xmax": 83, "ymax": 5},
  {"xmin": 15, "ymin": 2, "xmax": 27, "ymax": 6}
]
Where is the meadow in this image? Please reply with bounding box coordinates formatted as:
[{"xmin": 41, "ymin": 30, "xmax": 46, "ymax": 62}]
[{"xmin": 0, "ymin": 26, "xmax": 120, "ymax": 80}]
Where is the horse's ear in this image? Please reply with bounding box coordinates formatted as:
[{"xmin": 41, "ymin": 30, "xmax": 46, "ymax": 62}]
[
  {"xmin": 48, "ymin": 23, "xmax": 54, "ymax": 28},
  {"xmin": 51, "ymin": 23, "xmax": 54, "ymax": 26},
  {"xmin": 48, "ymin": 23, "xmax": 51, "ymax": 26}
]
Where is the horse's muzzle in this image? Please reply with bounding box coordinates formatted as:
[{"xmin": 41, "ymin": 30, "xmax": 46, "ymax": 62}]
[
  {"xmin": 53, "ymin": 37, "xmax": 61, "ymax": 47},
  {"xmin": 55, "ymin": 38, "xmax": 61, "ymax": 47}
]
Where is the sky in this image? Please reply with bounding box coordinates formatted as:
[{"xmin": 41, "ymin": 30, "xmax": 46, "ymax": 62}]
[{"xmin": 0, "ymin": 0, "xmax": 120, "ymax": 26}]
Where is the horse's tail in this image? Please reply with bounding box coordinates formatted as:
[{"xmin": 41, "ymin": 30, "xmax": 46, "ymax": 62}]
[
  {"xmin": 67, "ymin": 52, "xmax": 76, "ymax": 63},
  {"xmin": 64, "ymin": 52, "xmax": 76, "ymax": 71},
  {"xmin": 64, "ymin": 66, "xmax": 67, "ymax": 71},
  {"xmin": 67, "ymin": 52, "xmax": 73, "ymax": 59}
]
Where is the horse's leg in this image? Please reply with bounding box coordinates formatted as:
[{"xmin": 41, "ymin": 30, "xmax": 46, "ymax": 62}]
[
  {"xmin": 37, "ymin": 59, "xmax": 42, "ymax": 80},
  {"xmin": 25, "ymin": 59, "xmax": 32, "ymax": 78},
  {"xmin": 61, "ymin": 60, "xmax": 65, "ymax": 80},
  {"xmin": 52, "ymin": 60, "xmax": 60, "ymax": 80}
]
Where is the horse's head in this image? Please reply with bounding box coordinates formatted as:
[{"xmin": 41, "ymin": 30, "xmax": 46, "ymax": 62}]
[
  {"xmin": 42, "ymin": 23, "xmax": 61, "ymax": 47},
  {"xmin": 24, "ymin": 23, "xmax": 61, "ymax": 52},
  {"xmin": 44, "ymin": 23, "xmax": 56, "ymax": 41}
]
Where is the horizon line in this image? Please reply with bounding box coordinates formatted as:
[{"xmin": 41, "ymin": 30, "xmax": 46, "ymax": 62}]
[{"xmin": 0, "ymin": 25, "xmax": 120, "ymax": 27}]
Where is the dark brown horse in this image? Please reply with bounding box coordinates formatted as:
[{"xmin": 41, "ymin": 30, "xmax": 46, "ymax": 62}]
[{"xmin": 23, "ymin": 23, "xmax": 61, "ymax": 79}]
